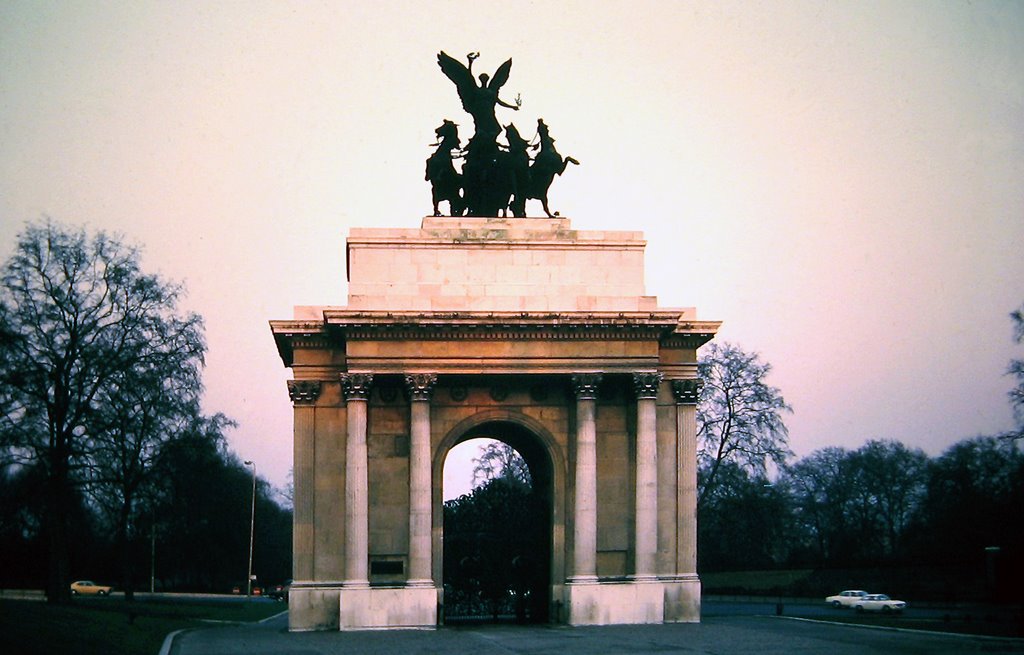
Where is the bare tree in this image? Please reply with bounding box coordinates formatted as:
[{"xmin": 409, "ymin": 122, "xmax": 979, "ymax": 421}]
[
  {"xmin": 0, "ymin": 219, "xmax": 203, "ymax": 602},
  {"xmin": 783, "ymin": 446, "xmax": 854, "ymax": 562},
  {"xmin": 847, "ymin": 439, "xmax": 928, "ymax": 558},
  {"xmin": 1008, "ymin": 304, "xmax": 1024, "ymax": 440},
  {"xmin": 471, "ymin": 440, "xmax": 531, "ymax": 489},
  {"xmin": 697, "ymin": 342, "xmax": 792, "ymax": 507},
  {"xmin": 88, "ymin": 332, "xmax": 204, "ymax": 600},
  {"xmin": 784, "ymin": 440, "xmax": 928, "ymax": 563}
]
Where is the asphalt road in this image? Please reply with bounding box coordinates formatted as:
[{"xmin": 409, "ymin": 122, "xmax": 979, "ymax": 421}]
[{"xmin": 165, "ymin": 606, "xmax": 1024, "ymax": 655}]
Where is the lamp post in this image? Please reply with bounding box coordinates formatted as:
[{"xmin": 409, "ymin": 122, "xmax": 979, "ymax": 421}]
[{"xmin": 244, "ymin": 460, "xmax": 256, "ymax": 598}]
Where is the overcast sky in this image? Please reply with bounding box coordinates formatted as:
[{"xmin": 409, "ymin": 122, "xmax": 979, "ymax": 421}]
[{"xmin": 2, "ymin": 1, "xmax": 1021, "ymax": 497}]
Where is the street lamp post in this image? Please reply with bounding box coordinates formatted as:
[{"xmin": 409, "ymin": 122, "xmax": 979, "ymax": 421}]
[{"xmin": 244, "ymin": 460, "xmax": 256, "ymax": 598}]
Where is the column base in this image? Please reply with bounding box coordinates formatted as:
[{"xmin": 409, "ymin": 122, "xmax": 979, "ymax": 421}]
[
  {"xmin": 342, "ymin": 579, "xmax": 370, "ymax": 589},
  {"xmin": 340, "ymin": 586, "xmax": 437, "ymax": 630},
  {"xmin": 564, "ymin": 580, "xmax": 664, "ymax": 625},
  {"xmin": 662, "ymin": 575, "xmax": 701, "ymax": 623},
  {"xmin": 405, "ymin": 578, "xmax": 435, "ymax": 588},
  {"xmin": 287, "ymin": 582, "xmax": 343, "ymax": 632}
]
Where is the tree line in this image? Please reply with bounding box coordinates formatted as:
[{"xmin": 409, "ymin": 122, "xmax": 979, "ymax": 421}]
[
  {"xmin": 697, "ymin": 337, "xmax": 1024, "ymax": 602},
  {"xmin": 0, "ymin": 220, "xmax": 291, "ymax": 601},
  {"xmin": 461, "ymin": 330, "xmax": 1023, "ymax": 604},
  {"xmin": 4, "ymin": 218, "xmax": 1020, "ymax": 605}
]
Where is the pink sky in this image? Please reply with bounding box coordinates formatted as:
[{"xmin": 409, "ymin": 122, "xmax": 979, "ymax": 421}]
[{"xmin": 2, "ymin": 1, "xmax": 1022, "ymax": 496}]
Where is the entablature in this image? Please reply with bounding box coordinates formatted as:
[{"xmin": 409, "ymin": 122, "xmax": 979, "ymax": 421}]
[{"xmin": 271, "ymin": 311, "xmax": 720, "ymax": 369}]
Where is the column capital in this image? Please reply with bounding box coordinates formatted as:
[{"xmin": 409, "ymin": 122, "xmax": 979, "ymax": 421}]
[
  {"xmin": 671, "ymin": 378, "xmax": 703, "ymax": 405},
  {"xmin": 404, "ymin": 373, "xmax": 438, "ymax": 402},
  {"xmin": 287, "ymin": 380, "xmax": 322, "ymax": 404},
  {"xmin": 571, "ymin": 373, "xmax": 603, "ymax": 400},
  {"xmin": 340, "ymin": 373, "xmax": 374, "ymax": 401},
  {"xmin": 632, "ymin": 372, "xmax": 663, "ymax": 399}
]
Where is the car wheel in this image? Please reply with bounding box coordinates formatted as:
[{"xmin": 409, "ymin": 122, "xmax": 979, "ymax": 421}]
[
  {"xmin": 855, "ymin": 605, "xmax": 864, "ymax": 613},
  {"xmin": 882, "ymin": 605, "xmax": 891, "ymax": 613},
  {"xmin": 71, "ymin": 590, "xmax": 78, "ymax": 596},
  {"xmin": 99, "ymin": 590, "xmax": 108, "ymax": 597},
  {"xmin": 831, "ymin": 600, "xmax": 841, "ymax": 608}
]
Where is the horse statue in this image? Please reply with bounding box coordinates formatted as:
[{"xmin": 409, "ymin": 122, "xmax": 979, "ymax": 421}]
[
  {"xmin": 425, "ymin": 120, "xmax": 464, "ymax": 216},
  {"xmin": 524, "ymin": 119, "xmax": 579, "ymax": 218},
  {"xmin": 504, "ymin": 124, "xmax": 532, "ymax": 218},
  {"xmin": 461, "ymin": 136, "xmax": 516, "ymax": 217}
]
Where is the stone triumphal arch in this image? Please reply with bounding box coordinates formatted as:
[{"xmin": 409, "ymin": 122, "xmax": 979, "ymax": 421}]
[{"xmin": 270, "ymin": 217, "xmax": 719, "ymax": 631}]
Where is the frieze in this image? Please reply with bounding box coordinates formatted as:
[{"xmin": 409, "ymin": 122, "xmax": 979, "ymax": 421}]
[
  {"xmin": 489, "ymin": 384, "xmax": 510, "ymax": 401},
  {"xmin": 659, "ymin": 334, "xmax": 717, "ymax": 349},
  {"xmin": 336, "ymin": 327, "xmax": 672, "ymax": 341}
]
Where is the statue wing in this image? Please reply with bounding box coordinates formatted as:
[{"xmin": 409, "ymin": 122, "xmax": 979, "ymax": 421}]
[
  {"xmin": 488, "ymin": 58, "xmax": 513, "ymax": 90},
  {"xmin": 437, "ymin": 51, "xmax": 475, "ymax": 104}
]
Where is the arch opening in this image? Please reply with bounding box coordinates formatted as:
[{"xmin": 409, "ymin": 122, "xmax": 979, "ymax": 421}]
[{"xmin": 440, "ymin": 421, "xmax": 553, "ymax": 624}]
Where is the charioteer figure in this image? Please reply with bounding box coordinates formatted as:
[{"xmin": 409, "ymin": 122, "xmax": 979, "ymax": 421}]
[{"xmin": 430, "ymin": 51, "xmax": 578, "ymax": 218}]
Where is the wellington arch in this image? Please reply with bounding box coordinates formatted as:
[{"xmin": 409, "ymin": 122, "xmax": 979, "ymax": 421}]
[{"xmin": 270, "ymin": 217, "xmax": 720, "ymax": 630}]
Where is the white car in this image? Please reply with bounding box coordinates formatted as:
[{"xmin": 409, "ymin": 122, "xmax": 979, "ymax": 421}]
[
  {"xmin": 825, "ymin": 589, "xmax": 868, "ymax": 608},
  {"xmin": 854, "ymin": 594, "xmax": 906, "ymax": 614}
]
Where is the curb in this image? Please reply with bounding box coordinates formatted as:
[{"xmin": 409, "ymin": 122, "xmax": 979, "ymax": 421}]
[
  {"xmin": 772, "ymin": 614, "xmax": 1024, "ymax": 643},
  {"xmin": 158, "ymin": 628, "xmax": 189, "ymax": 655}
]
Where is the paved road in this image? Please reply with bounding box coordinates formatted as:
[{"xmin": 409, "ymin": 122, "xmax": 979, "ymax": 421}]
[{"xmin": 165, "ymin": 611, "xmax": 1024, "ymax": 655}]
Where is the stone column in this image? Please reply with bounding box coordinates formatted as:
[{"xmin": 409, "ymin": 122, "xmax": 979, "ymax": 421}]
[
  {"xmin": 671, "ymin": 379, "xmax": 702, "ymax": 576},
  {"xmin": 569, "ymin": 373, "xmax": 602, "ymax": 583},
  {"xmin": 404, "ymin": 373, "xmax": 437, "ymax": 588},
  {"xmin": 340, "ymin": 373, "xmax": 373, "ymax": 588},
  {"xmin": 632, "ymin": 373, "xmax": 662, "ymax": 581},
  {"xmin": 288, "ymin": 380, "xmax": 322, "ymax": 583}
]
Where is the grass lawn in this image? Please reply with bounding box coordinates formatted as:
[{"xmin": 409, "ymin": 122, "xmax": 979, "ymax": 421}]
[
  {"xmin": 701, "ymin": 569, "xmax": 815, "ymax": 592},
  {"xmin": 0, "ymin": 596, "xmax": 284, "ymax": 655}
]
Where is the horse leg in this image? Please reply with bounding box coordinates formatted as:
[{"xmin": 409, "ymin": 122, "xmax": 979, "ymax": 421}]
[
  {"xmin": 557, "ymin": 157, "xmax": 580, "ymax": 176},
  {"xmin": 450, "ymin": 195, "xmax": 464, "ymax": 217},
  {"xmin": 511, "ymin": 194, "xmax": 526, "ymax": 218},
  {"xmin": 541, "ymin": 194, "xmax": 554, "ymax": 218}
]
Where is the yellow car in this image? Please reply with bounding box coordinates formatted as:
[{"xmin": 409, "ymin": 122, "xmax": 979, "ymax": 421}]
[{"xmin": 70, "ymin": 580, "xmax": 113, "ymax": 596}]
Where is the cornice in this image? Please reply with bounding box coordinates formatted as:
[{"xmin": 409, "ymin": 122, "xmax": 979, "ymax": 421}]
[
  {"xmin": 270, "ymin": 312, "xmax": 721, "ymax": 364},
  {"xmin": 270, "ymin": 320, "xmax": 333, "ymax": 367},
  {"xmin": 323, "ymin": 310, "xmax": 717, "ymax": 341}
]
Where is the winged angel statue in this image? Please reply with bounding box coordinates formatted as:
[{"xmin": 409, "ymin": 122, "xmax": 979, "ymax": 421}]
[
  {"xmin": 428, "ymin": 51, "xmax": 577, "ymax": 218},
  {"xmin": 436, "ymin": 51, "xmax": 519, "ymax": 146}
]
